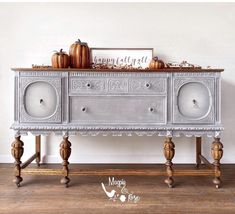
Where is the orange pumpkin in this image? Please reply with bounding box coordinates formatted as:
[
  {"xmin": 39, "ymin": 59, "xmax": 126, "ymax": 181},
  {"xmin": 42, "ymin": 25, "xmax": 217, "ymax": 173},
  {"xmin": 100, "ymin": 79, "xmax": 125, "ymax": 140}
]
[
  {"xmin": 69, "ymin": 39, "xmax": 90, "ymax": 68},
  {"xmin": 51, "ymin": 49, "xmax": 70, "ymax": 68},
  {"xmin": 149, "ymin": 57, "xmax": 165, "ymax": 69}
]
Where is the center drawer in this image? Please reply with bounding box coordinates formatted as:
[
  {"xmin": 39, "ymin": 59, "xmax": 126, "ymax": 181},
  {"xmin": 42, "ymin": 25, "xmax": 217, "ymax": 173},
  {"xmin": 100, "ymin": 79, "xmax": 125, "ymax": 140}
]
[{"xmin": 70, "ymin": 96, "xmax": 166, "ymax": 124}]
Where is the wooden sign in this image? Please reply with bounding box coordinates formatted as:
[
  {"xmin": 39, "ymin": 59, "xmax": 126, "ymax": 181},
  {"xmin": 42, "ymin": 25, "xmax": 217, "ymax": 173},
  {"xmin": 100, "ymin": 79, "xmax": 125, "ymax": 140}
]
[{"xmin": 90, "ymin": 48, "xmax": 153, "ymax": 69}]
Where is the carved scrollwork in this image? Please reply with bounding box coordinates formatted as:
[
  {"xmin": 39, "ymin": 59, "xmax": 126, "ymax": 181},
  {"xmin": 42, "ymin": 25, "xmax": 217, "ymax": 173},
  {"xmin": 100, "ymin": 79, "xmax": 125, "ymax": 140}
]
[
  {"xmin": 69, "ymin": 71, "xmax": 168, "ymax": 78},
  {"xmin": 173, "ymin": 72, "xmax": 216, "ymax": 77},
  {"xmin": 108, "ymin": 79, "xmax": 128, "ymax": 93},
  {"xmin": 20, "ymin": 71, "xmax": 63, "ymax": 77},
  {"xmin": 11, "ymin": 121, "xmax": 223, "ymax": 138},
  {"xmin": 70, "ymin": 78, "xmax": 106, "ymax": 93},
  {"xmin": 129, "ymin": 78, "xmax": 166, "ymax": 94},
  {"xmin": 10, "ymin": 127, "xmax": 222, "ymax": 138}
]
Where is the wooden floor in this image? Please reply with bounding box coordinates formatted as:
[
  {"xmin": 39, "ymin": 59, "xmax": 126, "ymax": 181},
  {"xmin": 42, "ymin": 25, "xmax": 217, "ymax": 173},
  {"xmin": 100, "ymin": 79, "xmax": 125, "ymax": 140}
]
[{"xmin": 0, "ymin": 164, "xmax": 235, "ymax": 214}]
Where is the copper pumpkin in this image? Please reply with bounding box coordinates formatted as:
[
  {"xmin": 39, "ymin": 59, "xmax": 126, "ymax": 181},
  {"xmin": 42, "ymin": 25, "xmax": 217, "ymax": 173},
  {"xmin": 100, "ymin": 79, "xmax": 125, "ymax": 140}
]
[
  {"xmin": 69, "ymin": 39, "xmax": 90, "ymax": 68},
  {"xmin": 149, "ymin": 57, "xmax": 165, "ymax": 69},
  {"xmin": 51, "ymin": 49, "xmax": 70, "ymax": 68}
]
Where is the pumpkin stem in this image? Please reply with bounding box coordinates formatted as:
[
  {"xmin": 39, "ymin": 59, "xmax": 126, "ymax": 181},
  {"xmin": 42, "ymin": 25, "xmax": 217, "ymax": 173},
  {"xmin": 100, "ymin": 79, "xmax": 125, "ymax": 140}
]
[
  {"xmin": 153, "ymin": 56, "xmax": 159, "ymax": 60},
  {"xmin": 60, "ymin": 49, "xmax": 63, "ymax": 53},
  {"xmin": 75, "ymin": 39, "xmax": 81, "ymax": 44}
]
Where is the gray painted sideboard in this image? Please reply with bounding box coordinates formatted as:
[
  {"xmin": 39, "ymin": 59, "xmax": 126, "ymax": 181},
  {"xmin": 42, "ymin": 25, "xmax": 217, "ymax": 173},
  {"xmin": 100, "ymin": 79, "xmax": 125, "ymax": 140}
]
[{"xmin": 11, "ymin": 68, "xmax": 224, "ymax": 188}]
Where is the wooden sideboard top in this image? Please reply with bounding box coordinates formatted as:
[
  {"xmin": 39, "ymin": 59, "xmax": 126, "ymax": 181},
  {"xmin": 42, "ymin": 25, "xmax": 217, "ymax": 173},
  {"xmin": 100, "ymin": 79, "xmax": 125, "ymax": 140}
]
[{"xmin": 11, "ymin": 68, "xmax": 224, "ymax": 72}]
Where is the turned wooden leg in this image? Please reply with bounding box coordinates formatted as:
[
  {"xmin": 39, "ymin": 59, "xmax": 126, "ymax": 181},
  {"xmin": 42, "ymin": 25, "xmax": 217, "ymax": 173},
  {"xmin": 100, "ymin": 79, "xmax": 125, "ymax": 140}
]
[
  {"xmin": 11, "ymin": 136, "xmax": 24, "ymax": 187},
  {"xmin": 195, "ymin": 137, "xmax": 202, "ymax": 169},
  {"xmin": 60, "ymin": 136, "xmax": 71, "ymax": 187},
  {"xmin": 35, "ymin": 135, "xmax": 41, "ymax": 167},
  {"xmin": 164, "ymin": 137, "xmax": 175, "ymax": 188},
  {"xmin": 211, "ymin": 138, "xmax": 223, "ymax": 188}
]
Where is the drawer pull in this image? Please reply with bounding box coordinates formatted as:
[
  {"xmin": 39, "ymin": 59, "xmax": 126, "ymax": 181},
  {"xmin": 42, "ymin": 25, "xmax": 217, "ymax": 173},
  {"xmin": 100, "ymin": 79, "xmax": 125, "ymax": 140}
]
[
  {"xmin": 145, "ymin": 83, "xmax": 151, "ymax": 88},
  {"xmin": 192, "ymin": 99, "xmax": 199, "ymax": 108},
  {"xmin": 86, "ymin": 83, "xmax": 91, "ymax": 88},
  {"xmin": 149, "ymin": 107, "xmax": 154, "ymax": 112},
  {"xmin": 81, "ymin": 107, "xmax": 87, "ymax": 112}
]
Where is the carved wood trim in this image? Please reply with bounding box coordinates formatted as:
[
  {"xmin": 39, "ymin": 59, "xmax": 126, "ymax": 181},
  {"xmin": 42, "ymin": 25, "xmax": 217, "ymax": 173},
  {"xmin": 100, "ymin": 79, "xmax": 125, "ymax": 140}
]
[
  {"xmin": 211, "ymin": 138, "xmax": 223, "ymax": 188},
  {"xmin": 11, "ymin": 136, "xmax": 24, "ymax": 187},
  {"xmin": 164, "ymin": 137, "xmax": 175, "ymax": 188},
  {"xmin": 60, "ymin": 136, "xmax": 71, "ymax": 187}
]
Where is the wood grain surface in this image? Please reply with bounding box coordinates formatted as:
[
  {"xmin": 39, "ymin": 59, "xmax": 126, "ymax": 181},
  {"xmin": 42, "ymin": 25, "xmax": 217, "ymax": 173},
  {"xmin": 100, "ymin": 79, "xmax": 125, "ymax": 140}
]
[{"xmin": 0, "ymin": 164, "xmax": 234, "ymax": 214}]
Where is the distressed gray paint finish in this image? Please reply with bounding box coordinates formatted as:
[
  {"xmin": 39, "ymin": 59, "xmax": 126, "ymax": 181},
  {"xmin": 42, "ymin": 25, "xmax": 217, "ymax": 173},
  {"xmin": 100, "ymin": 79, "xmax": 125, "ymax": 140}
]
[
  {"xmin": 69, "ymin": 77, "xmax": 167, "ymax": 95},
  {"xmin": 70, "ymin": 95, "xmax": 166, "ymax": 124},
  {"xmin": 19, "ymin": 76, "xmax": 62, "ymax": 123},
  {"xmin": 173, "ymin": 77, "xmax": 215, "ymax": 124},
  {"xmin": 11, "ymin": 70, "xmax": 223, "ymax": 137}
]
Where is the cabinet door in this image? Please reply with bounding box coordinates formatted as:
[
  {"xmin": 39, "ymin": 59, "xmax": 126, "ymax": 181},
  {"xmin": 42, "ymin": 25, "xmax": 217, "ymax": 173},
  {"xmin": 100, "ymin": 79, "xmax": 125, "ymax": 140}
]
[
  {"xmin": 19, "ymin": 77, "xmax": 62, "ymax": 123},
  {"xmin": 173, "ymin": 77, "xmax": 215, "ymax": 124}
]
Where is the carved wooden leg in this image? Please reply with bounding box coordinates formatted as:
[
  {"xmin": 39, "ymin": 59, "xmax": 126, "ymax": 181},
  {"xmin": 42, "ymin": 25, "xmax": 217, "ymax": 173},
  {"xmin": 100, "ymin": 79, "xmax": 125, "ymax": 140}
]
[
  {"xmin": 60, "ymin": 136, "xmax": 71, "ymax": 187},
  {"xmin": 164, "ymin": 137, "xmax": 175, "ymax": 188},
  {"xmin": 195, "ymin": 137, "xmax": 202, "ymax": 169},
  {"xmin": 35, "ymin": 135, "xmax": 41, "ymax": 167},
  {"xmin": 11, "ymin": 136, "xmax": 24, "ymax": 187},
  {"xmin": 211, "ymin": 138, "xmax": 223, "ymax": 188}
]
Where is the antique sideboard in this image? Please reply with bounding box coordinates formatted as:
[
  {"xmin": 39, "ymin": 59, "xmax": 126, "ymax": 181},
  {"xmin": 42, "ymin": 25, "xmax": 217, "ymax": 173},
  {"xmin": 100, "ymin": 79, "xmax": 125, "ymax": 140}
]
[{"xmin": 11, "ymin": 68, "xmax": 224, "ymax": 188}]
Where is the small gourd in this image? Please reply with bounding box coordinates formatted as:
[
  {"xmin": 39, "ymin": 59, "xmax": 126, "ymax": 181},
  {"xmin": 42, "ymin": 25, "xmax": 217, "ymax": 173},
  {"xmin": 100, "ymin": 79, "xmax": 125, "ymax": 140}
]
[
  {"xmin": 51, "ymin": 49, "xmax": 70, "ymax": 68},
  {"xmin": 69, "ymin": 38, "xmax": 90, "ymax": 68},
  {"xmin": 149, "ymin": 57, "xmax": 165, "ymax": 69}
]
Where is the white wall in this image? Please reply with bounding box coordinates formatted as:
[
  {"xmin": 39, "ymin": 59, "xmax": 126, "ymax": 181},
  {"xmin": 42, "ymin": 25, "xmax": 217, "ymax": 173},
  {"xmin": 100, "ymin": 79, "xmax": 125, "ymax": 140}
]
[{"xmin": 0, "ymin": 2, "xmax": 235, "ymax": 163}]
